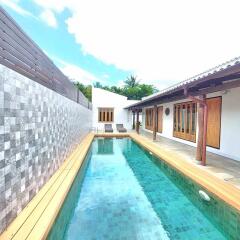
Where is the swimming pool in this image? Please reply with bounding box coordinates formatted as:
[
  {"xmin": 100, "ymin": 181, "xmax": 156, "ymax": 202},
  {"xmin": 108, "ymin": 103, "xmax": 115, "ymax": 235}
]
[{"xmin": 47, "ymin": 138, "xmax": 240, "ymax": 240}]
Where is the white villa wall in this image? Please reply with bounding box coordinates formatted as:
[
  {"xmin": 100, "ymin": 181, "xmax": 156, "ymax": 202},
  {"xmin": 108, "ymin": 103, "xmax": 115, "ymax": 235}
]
[
  {"xmin": 142, "ymin": 87, "xmax": 240, "ymax": 161},
  {"xmin": 216, "ymin": 87, "xmax": 240, "ymax": 160},
  {"xmin": 92, "ymin": 88, "xmax": 138, "ymax": 131}
]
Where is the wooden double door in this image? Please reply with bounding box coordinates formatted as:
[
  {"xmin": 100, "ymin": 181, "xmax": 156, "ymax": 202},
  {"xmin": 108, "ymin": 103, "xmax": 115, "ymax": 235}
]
[
  {"xmin": 172, "ymin": 97, "xmax": 222, "ymax": 148},
  {"xmin": 173, "ymin": 102, "xmax": 197, "ymax": 142},
  {"xmin": 145, "ymin": 106, "xmax": 163, "ymax": 133}
]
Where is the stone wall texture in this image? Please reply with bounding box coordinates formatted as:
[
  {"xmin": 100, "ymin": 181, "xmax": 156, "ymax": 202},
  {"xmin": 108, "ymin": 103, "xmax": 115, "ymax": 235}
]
[{"xmin": 0, "ymin": 64, "xmax": 92, "ymax": 233}]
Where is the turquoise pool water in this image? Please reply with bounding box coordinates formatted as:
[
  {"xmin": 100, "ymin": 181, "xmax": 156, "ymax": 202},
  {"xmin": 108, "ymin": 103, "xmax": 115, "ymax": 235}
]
[{"xmin": 47, "ymin": 138, "xmax": 239, "ymax": 240}]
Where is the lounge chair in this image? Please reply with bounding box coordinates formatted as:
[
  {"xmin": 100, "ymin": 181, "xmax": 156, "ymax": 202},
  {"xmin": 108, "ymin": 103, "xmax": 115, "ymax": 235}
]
[
  {"xmin": 116, "ymin": 124, "xmax": 127, "ymax": 132},
  {"xmin": 104, "ymin": 124, "xmax": 113, "ymax": 132}
]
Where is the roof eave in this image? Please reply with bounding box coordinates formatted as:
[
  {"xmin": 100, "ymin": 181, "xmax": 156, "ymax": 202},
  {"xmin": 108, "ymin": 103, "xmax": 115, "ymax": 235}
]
[{"xmin": 126, "ymin": 60, "xmax": 240, "ymax": 110}]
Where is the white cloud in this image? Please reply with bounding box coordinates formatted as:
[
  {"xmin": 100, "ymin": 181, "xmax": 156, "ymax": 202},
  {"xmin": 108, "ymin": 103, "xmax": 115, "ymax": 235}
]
[
  {"xmin": 32, "ymin": 0, "xmax": 240, "ymax": 89},
  {"xmin": 3, "ymin": 0, "xmax": 58, "ymax": 28},
  {"xmin": 102, "ymin": 74, "xmax": 110, "ymax": 79},
  {"xmin": 117, "ymin": 80, "xmax": 125, "ymax": 88},
  {"xmin": 33, "ymin": 0, "xmax": 67, "ymax": 13},
  {"xmin": 0, "ymin": 0, "xmax": 34, "ymax": 17},
  {"xmin": 61, "ymin": 64, "xmax": 101, "ymax": 85},
  {"xmin": 51, "ymin": 56, "xmax": 103, "ymax": 85},
  {"xmin": 40, "ymin": 9, "xmax": 57, "ymax": 28}
]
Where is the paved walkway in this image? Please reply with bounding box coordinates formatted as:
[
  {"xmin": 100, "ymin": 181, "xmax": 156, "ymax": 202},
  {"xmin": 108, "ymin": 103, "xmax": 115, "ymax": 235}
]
[{"xmin": 139, "ymin": 130, "xmax": 240, "ymax": 189}]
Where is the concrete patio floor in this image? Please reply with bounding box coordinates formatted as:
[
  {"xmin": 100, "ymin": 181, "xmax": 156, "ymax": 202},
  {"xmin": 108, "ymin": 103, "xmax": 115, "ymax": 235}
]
[{"xmin": 139, "ymin": 130, "xmax": 240, "ymax": 189}]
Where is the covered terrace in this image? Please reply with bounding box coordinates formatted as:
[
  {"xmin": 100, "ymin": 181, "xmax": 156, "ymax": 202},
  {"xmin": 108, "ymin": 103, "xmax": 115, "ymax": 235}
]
[{"xmin": 127, "ymin": 57, "xmax": 240, "ymax": 166}]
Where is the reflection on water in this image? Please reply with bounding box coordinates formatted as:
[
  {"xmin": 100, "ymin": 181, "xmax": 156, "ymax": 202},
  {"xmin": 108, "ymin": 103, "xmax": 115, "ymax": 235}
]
[{"xmin": 97, "ymin": 138, "xmax": 114, "ymax": 154}]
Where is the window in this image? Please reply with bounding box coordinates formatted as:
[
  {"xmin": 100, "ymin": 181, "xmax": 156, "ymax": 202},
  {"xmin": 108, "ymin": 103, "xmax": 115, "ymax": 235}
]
[
  {"xmin": 98, "ymin": 108, "xmax": 114, "ymax": 122},
  {"xmin": 173, "ymin": 102, "xmax": 196, "ymax": 142},
  {"xmin": 145, "ymin": 108, "xmax": 153, "ymax": 130}
]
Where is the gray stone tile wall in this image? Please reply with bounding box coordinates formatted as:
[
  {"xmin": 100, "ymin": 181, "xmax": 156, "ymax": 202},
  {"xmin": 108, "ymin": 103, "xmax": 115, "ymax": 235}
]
[{"xmin": 0, "ymin": 64, "xmax": 92, "ymax": 233}]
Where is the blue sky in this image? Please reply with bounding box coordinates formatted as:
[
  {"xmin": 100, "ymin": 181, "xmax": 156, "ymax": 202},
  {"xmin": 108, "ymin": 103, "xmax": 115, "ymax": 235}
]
[
  {"xmin": 1, "ymin": 0, "xmax": 240, "ymax": 89},
  {"xmin": 0, "ymin": 0, "xmax": 130, "ymax": 86}
]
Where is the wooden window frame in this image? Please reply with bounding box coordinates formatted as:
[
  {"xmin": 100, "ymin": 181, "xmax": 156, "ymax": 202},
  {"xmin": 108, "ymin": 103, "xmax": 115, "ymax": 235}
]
[
  {"xmin": 173, "ymin": 101, "xmax": 196, "ymax": 142},
  {"xmin": 98, "ymin": 108, "xmax": 114, "ymax": 122}
]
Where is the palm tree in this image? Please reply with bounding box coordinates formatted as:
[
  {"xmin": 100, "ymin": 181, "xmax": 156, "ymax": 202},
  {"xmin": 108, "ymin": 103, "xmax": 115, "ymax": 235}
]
[
  {"xmin": 94, "ymin": 82, "xmax": 103, "ymax": 88},
  {"xmin": 124, "ymin": 75, "xmax": 139, "ymax": 88}
]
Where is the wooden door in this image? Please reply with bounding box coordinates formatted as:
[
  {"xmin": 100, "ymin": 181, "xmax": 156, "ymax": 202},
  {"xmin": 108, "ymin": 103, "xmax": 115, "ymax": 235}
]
[
  {"xmin": 206, "ymin": 97, "xmax": 222, "ymax": 148},
  {"xmin": 145, "ymin": 108, "xmax": 153, "ymax": 130},
  {"xmin": 157, "ymin": 106, "xmax": 163, "ymax": 133}
]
